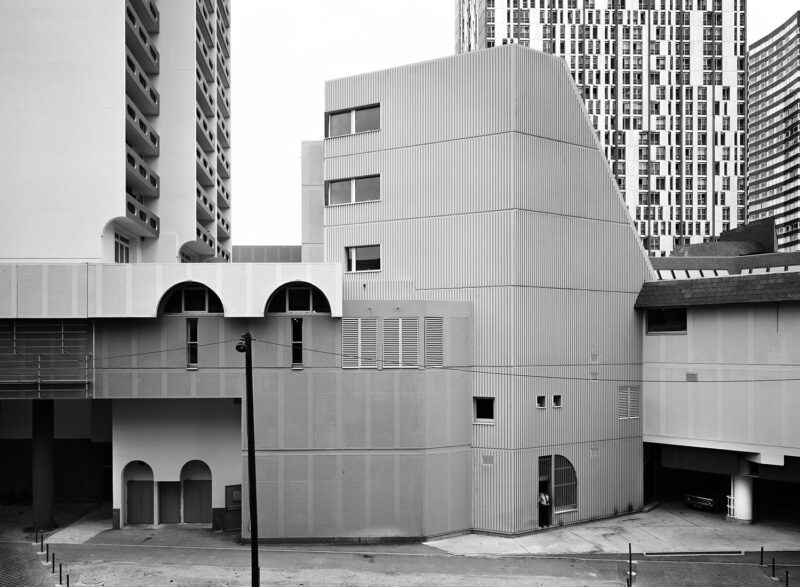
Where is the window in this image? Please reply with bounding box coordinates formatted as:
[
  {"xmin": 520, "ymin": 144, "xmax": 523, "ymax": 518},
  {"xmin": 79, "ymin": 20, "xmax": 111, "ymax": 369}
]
[
  {"xmin": 186, "ymin": 318, "xmax": 198, "ymax": 368},
  {"xmin": 291, "ymin": 318, "xmax": 303, "ymax": 368},
  {"xmin": 646, "ymin": 308, "xmax": 687, "ymax": 333},
  {"xmin": 346, "ymin": 245, "xmax": 380, "ymax": 272},
  {"xmin": 424, "ymin": 317, "xmax": 444, "ymax": 368},
  {"xmin": 161, "ymin": 283, "xmax": 224, "ymax": 315},
  {"xmin": 341, "ymin": 317, "xmax": 377, "ymax": 368},
  {"xmin": 326, "ymin": 104, "xmax": 380, "ymax": 137},
  {"xmin": 114, "ymin": 233, "xmax": 130, "ymax": 263},
  {"xmin": 266, "ymin": 283, "xmax": 330, "ymax": 314},
  {"xmin": 618, "ymin": 385, "xmax": 640, "ymax": 419},
  {"xmin": 326, "ymin": 175, "xmax": 380, "ymax": 205},
  {"xmin": 474, "ymin": 397, "xmax": 494, "ymax": 422},
  {"xmin": 553, "ymin": 395, "xmax": 562, "ymax": 408},
  {"xmin": 537, "ymin": 395, "xmax": 546, "ymax": 409},
  {"xmin": 383, "ymin": 317, "xmax": 418, "ymax": 368},
  {"xmin": 553, "ymin": 455, "xmax": 577, "ymax": 512}
]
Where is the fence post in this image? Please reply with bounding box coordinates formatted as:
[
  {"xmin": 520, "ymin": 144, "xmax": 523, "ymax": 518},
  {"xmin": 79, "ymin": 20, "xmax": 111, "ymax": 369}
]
[
  {"xmin": 59, "ymin": 563, "xmax": 62, "ymax": 585},
  {"xmin": 52, "ymin": 553, "xmax": 55, "ymax": 573},
  {"xmin": 761, "ymin": 546, "xmax": 764, "ymax": 566},
  {"xmin": 773, "ymin": 558, "xmax": 776, "ymax": 578},
  {"xmin": 629, "ymin": 542, "xmax": 633, "ymax": 584},
  {"xmin": 46, "ymin": 543, "xmax": 49, "ymax": 562}
]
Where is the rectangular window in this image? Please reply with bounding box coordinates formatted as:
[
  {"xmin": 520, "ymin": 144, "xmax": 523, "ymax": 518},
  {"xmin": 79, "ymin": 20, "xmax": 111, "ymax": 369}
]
[
  {"xmin": 474, "ymin": 397, "xmax": 495, "ymax": 422},
  {"xmin": 646, "ymin": 308, "xmax": 687, "ymax": 333},
  {"xmin": 618, "ymin": 385, "xmax": 640, "ymax": 419},
  {"xmin": 424, "ymin": 317, "xmax": 444, "ymax": 368},
  {"xmin": 341, "ymin": 317, "xmax": 377, "ymax": 368},
  {"xmin": 114, "ymin": 233, "xmax": 130, "ymax": 263},
  {"xmin": 291, "ymin": 318, "xmax": 303, "ymax": 368},
  {"xmin": 383, "ymin": 317, "xmax": 418, "ymax": 368},
  {"xmin": 346, "ymin": 245, "xmax": 380, "ymax": 272},
  {"xmin": 186, "ymin": 318, "xmax": 198, "ymax": 368},
  {"xmin": 326, "ymin": 175, "xmax": 380, "ymax": 206},
  {"xmin": 326, "ymin": 104, "xmax": 380, "ymax": 137},
  {"xmin": 537, "ymin": 395, "xmax": 546, "ymax": 409},
  {"xmin": 553, "ymin": 395, "xmax": 562, "ymax": 408}
]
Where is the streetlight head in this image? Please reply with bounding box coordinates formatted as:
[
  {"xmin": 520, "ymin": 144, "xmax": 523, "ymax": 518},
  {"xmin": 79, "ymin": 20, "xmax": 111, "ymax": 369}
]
[{"xmin": 235, "ymin": 335, "xmax": 248, "ymax": 353}]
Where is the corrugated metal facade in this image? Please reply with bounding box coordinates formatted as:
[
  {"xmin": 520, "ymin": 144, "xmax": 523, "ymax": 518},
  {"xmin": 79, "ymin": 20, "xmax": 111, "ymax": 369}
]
[{"xmin": 323, "ymin": 45, "xmax": 652, "ymax": 534}]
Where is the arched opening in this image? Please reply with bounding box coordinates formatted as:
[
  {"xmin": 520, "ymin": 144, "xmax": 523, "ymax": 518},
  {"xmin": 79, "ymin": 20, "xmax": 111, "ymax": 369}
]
[
  {"xmin": 180, "ymin": 460, "xmax": 212, "ymax": 524},
  {"xmin": 553, "ymin": 455, "xmax": 577, "ymax": 513},
  {"xmin": 157, "ymin": 281, "xmax": 224, "ymax": 315},
  {"xmin": 122, "ymin": 461, "xmax": 154, "ymax": 525},
  {"xmin": 265, "ymin": 281, "xmax": 331, "ymax": 315}
]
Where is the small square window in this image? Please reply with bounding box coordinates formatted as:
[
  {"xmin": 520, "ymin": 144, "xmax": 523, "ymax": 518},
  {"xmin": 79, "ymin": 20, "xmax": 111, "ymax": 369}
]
[
  {"xmin": 536, "ymin": 396, "xmax": 546, "ymax": 409},
  {"xmin": 553, "ymin": 395, "xmax": 562, "ymax": 408},
  {"xmin": 346, "ymin": 245, "xmax": 380, "ymax": 272},
  {"xmin": 474, "ymin": 397, "xmax": 494, "ymax": 422}
]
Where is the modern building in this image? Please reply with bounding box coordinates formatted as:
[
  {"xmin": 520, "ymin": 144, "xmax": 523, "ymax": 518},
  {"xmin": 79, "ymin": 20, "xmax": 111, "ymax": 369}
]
[
  {"xmin": 747, "ymin": 11, "xmax": 800, "ymax": 251},
  {"xmin": 0, "ymin": 0, "xmax": 232, "ymax": 263},
  {"xmin": 456, "ymin": 0, "xmax": 747, "ymax": 256}
]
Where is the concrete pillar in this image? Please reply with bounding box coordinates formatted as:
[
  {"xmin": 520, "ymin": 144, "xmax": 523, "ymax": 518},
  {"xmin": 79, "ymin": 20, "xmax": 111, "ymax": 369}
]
[
  {"xmin": 731, "ymin": 474, "xmax": 753, "ymax": 523},
  {"xmin": 32, "ymin": 399, "xmax": 55, "ymax": 531}
]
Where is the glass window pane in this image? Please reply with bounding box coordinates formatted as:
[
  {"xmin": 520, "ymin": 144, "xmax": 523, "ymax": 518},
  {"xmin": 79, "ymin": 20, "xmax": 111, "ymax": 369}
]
[
  {"xmin": 311, "ymin": 289, "xmax": 330, "ymax": 313},
  {"xmin": 267, "ymin": 289, "xmax": 286, "ymax": 313},
  {"xmin": 163, "ymin": 290, "xmax": 183, "ymax": 314},
  {"xmin": 328, "ymin": 180, "xmax": 351, "ymax": 205},
  {"xmin": 355, "ymin": 106, "xmax": 379, "ymax": 132},
  {"xmin": 354, "ymin": 176, "xmax": 380, "ymax": 202},
  {"xmin": 327, "ymin": 111, "xmax": 351, "ymax": 137},
  {"xmin": 354, "ymin": 246, "xmax": 380, "ymax": 271},
  {"xmin": 207, "ymin": 291, "xmax": 223, "ymax": 313},
  {"xmin": 183, "ymin": 288, "xmax": 206, "ymax": 312},
  {"xmin": 288, "ymin": 288, "xmax": 311, "ymax": 312}
]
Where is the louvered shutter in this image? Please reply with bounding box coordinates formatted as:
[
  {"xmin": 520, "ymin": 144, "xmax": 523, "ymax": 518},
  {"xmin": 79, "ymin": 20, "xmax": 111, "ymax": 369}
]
[
  {"xmin": 617, "ymin": 386, "xmax": 629, "ymax": 419},
  {"xmin": 629, "ymin": 386, "xmax": 640, "ymax": 418},
  {"xmin": 360, "ymin": 318, "xmax": 377, "ymax": 368},
  {"xmin": 401, "ymin": 317, "xmax": 418, "ymax": 367},
  {"xmin": 424, "ymin": 317, "xmax": 443, "ymax": 368},
  {"xmin": 383, "ymin": 318, "xmax": 400, "ymax": 368},
  {"xmin": 341, "ymin": 318, "xmax": 359, "ymax": 368}
]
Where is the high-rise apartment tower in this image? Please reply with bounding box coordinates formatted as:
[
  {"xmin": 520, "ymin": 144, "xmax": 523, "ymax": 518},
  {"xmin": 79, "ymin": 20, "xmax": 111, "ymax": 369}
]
[
  {"xmin": 747, "ymin": 11, "xmax": 800, "ymax": 251},
  {"xmin": 456, "ymin": 0, "xmax": 747, "ymax": 256},
  {"xmin": 0, "ymin": 0, "xmax": 232, "ymax": 264}
]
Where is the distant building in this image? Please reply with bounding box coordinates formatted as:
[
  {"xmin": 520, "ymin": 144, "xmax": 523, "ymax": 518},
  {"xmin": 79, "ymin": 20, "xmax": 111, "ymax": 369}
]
[
  {"xmin": 747, "ymin": 11, "xmax": 800, "ymax": 252},
  {"xmin": 456, "ymin": 0, "xmax": 748, "ymax": 256}
]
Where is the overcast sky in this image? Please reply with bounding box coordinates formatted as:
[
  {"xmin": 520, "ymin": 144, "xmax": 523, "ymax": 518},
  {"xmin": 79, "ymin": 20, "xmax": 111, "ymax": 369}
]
[{"xmin": 231, "ymin": 1, "xmax": 796, "ymax": 246}]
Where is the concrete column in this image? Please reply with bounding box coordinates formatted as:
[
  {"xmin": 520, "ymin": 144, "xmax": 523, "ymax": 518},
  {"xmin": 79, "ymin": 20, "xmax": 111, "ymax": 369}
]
[
  {"xmin": 732, "ymin": 474, "xmax": 753, "ymax": 523},
  {"xmin": 32, "ymin": 399, "xmax": 55, "ymax": 531}
]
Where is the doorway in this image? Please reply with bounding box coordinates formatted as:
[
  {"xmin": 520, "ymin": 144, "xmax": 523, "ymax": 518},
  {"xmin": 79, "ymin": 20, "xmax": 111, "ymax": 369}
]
[
  {"xmin": 158, "ymin": 482, "xmax": 181, "ymax": 523},
  {"xmin": 538, "ymin": 455, "xmax": 552, "ymax": 527}
]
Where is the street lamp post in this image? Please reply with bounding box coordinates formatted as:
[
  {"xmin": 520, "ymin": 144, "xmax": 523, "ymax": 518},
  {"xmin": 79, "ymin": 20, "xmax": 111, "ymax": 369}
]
[{"xmin": 236, "ymin": 332, "xmax": 259, "ymax": 586}]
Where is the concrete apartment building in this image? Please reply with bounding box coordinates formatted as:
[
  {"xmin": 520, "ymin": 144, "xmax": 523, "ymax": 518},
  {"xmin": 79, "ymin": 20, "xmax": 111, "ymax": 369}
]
[
  {"xmin": 747, "ymin": 11, "xmax": 800, "ymax": 251},
  {"xmin": 456, "ymin": 0, "xmax": 747, "ymax": 256}
]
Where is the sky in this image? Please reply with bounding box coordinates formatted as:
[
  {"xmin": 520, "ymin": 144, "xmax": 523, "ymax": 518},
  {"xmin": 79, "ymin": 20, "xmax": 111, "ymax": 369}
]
[{"xmin": 231, "ymin": 1, "xmax": 797, "ymax": 246}]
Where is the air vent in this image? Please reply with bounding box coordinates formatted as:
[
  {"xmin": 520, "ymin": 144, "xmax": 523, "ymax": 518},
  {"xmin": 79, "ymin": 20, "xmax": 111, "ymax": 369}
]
[
  {"xmin": 481, "ymin": 455, "xmax": 494, "ymax": 466},
  {"xmin": 686, "ymin": 372, "xmax": 698, "ymax": 382}
]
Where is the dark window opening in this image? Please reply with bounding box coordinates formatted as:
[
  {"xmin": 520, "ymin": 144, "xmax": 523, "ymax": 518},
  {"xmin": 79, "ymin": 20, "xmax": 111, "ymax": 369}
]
[
  {"xmin": 186, "ymin": 318, "xmax": 198, "ymax": 368},
  {"xmin": 474, "ymin": 397, "xmax": 494, "ymax": 421},
  {"xmin": 160, "ymin": 283, "xmax": 224, "ymax": 315},
  {"xmin": 291, "ymin": 318, "xmax": 303, "ymax": 368},
  {"xmin": 266, "ymin": 282, "xmax": 330, "ymax": 315},
  {"xmin": 647, "ymin": 308, "xmax": 687, "ymax": 333}
]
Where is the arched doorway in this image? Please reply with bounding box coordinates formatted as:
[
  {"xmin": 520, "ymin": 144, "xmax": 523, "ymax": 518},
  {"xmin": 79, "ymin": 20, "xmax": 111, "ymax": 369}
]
[
  {"xmin": 123, "ymin": 461, "xmax": 154, "ymax": 525},
  {"xmin": 181, "ymin": 460, "xmax": 212, "ymax": 523}
]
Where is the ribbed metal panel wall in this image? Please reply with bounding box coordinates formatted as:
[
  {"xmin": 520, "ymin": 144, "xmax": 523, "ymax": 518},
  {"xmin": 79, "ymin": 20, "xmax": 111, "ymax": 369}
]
[{"xmin": 322, "ymin": 44, "xmax": 653, "ymax": 535}]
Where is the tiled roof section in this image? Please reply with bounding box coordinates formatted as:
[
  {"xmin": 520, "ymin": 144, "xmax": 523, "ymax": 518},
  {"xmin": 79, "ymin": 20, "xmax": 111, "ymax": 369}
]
[
  {"xmin": 635, "ymin": 272, "xmax": 800, "ymax": 308},
  {"xmin": 651, "ymin": 251, "xmax": 800, "ymax": 274},
  {"xmin": 671, "ymin": 241, "xmax": 763, "ymax": 257}
]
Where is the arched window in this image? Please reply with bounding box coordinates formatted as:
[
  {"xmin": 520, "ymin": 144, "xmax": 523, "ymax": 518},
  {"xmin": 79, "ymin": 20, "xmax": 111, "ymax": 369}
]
[
  {"xmin": 553, "ymin": 455, "xmax": 577, "ymax": 513},
  {"xmin": 265, "ymin": 282, "xmax": 330, "ymax": 315},
  {"xmin": 160, "ymin": 283, "xmax": 223, "ymax": 315}
]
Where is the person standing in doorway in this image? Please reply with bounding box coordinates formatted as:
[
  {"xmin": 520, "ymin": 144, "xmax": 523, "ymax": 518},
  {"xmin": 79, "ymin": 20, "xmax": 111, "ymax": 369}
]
[{"xmin": 539, "ymin": 491, "xmax": 551, "ymax": 527}]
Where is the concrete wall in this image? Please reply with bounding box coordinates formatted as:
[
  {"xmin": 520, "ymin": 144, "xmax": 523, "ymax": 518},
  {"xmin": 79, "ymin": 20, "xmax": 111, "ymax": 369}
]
[
  {"xmin": 643, "ymin": 302, "xmax": 800, "ymax": 465},
  {"xmin": 112, "ymin": 398, "xmax": 240, "ymax": 523}
]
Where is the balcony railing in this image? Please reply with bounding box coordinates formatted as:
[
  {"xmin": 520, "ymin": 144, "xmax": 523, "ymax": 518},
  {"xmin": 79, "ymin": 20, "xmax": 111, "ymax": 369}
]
[
  {"xmin": 196, "ymin": 68, "xmax": 214, "ymax": 116},
  {"xmin": 196, "ymin": 221, "xmax": 216, "ymax": 255},
  {"xmin": 196, "ymin": 26, "xmax": 214, "ymax": 82},
  {"xmin": 126, "ymin": 145, "xmax": 160, "ymax": 197},
  {"xmin": 126, "ymin": 49, "xmax": 159, "ymax": 115},
  {"xmin": 217, "ymin": 80, "xmax": 230, "ymax": 117},
  {"xmin": 216, "ymin": 243, "xmax": 231, "ymax": 262},
  {"xmin": 125, "ymin": 0, "xmax": 159, "ymax": 74},
  {"xmin": 196, "ymin": 0, "xmax": 214, "ymax": 46},
  {"xmin": 196, "ymin": 183, "xmax": 215, "ymax": 222},
  {"xmin": 216, "ymin": 111, "xmax": 230, "ymax": 147},
  {"xmin": 125, "ymin": 191, "xmax": 160, "ymax": 237},
  {"xmin": 130, "ymin": 0, "xmax": 159, "ymax": 33},
  {"xmin": 196, "ymin": 145, "xmax": 215, "ymax": 187},
  {"xmin": 216, "ymin": 211, "xmax": 231, "ymax": 239},
  {"xmin": 216, "ymin": 20, "xmax": 230, "ymax": 58},
  {"xmin": 216, "ymin": 145, "xmax": 230, "ymax": 178},
  {"xmin": 217, "ymin": 0, "xmax": 230, "ymax": 28},
  {"xmin": 216, "ymin": 177, "xmax": 231, "ymax": 209},
  {"xmin": 196, "ymin": 106, "xmax": 214, "ymax": 152},
  {"xmin": 126, "ymin": 97, "xmax": 159, "ymax": 156},
  {"xmin": 217, "ymin": 54, "xmax": 230, "ymax": 88}
]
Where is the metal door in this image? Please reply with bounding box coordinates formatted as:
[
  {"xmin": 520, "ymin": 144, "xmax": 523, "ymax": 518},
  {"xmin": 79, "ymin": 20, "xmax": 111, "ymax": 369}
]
[
  {"xmin": 127, "ymin": 480, "xmax": 154, "ymax": 524},
  {"xmin": 158, "ymin": 482, "xmax": 181, "ymax": 523},
  {"xmin": 184, "ymin": 479, "xmax": 212, "ymax": 523}
]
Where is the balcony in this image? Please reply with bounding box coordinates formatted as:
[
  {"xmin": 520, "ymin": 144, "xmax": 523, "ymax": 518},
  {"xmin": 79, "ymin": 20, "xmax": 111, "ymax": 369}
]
[
  {"xmin": 216, "ymin": 211, "xmax": 231, "ymax": 239},
  {"xmin": 216, "ymin": 111, "xmax": 230, "ymax": 148},
  {"xmin": 126, "ymin": 49, "xmax": 159, "ymax": 115},
  {"xmin": 196, "ymin": 145, "xmax": 215, "ymax": 187},
  {"xmin": 196, "ymin": 0, "xmax": 214, "ymax": 46},
  {"xmin": 216, "ymin": 177, "xmax": 230, "ymax": 209},
  {"xmin": 126, "ymin": 145, "xmax": 159, "ymax": 197},
  {"xmin": 130, "ymin": 0, "xmax": 159, "ymax": 33},
  {"xmin": 217, "ymin": 80, "xmax": 230, "ymax": 117},
  {"xmin": 196, "ymin": 183, "xmax": 215, "ymax": 222},
  {"xmin": 125, "ymin": 0, "xmax": 159, "ymax": 74},
  {"xmin": 217, "ymin": 0, "xmax": 230, "ymax": 28},
  {"xmin": 195, "ymin": 221, "xmax": 215, "ymax": 255},
  {"xmin": 216, "ymin": 243, "xmax": 231, "ymax": 262},
  {"xmin": 196, "ymin": 26, "xmax": 214, "ymax": 82},
  {"xmin": 125, "ymin": 191, "xmax": 160, "ymax": 237},
  {"xmin": 216, "ymin": 20, "xmax": 230, "ymax": 58},
  {"xmin": 196, "ymin": 68, "xmax": 214, "ymax": 116},
  {"xmin": 217, "ymin": 53, "xmax": 230, "ymax": 88},
  {"xmin": 216, "ymin": 145, "xmax": 230, "ymax": 178},
  {"xmin": 126, "ymin": 97, "xmax": 159, "ymax": 156},
  {"xmin": 196, "ymin": 106, "xmax": 214, "ymax": 152}
]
